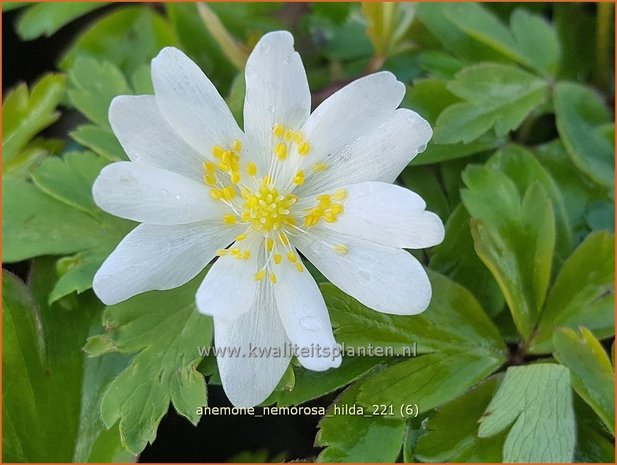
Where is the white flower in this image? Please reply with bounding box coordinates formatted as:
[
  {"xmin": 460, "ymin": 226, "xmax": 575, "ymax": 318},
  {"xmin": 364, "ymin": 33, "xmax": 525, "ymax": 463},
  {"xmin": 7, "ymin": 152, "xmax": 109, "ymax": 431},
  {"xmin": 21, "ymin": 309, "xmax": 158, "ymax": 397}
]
[{"xmin": 92, "ymin": 31, "xmax": 444, "ymax": 407}]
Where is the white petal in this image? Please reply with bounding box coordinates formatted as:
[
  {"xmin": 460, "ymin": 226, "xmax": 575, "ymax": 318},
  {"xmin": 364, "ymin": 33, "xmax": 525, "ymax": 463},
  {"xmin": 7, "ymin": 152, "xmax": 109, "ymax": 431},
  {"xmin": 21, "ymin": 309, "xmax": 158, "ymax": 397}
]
[
  {"xmin": 298, "ymin": 72, "xmax": 405, "ymax": 173},
  {"xmin": 109, "ymin": 95, "xmax": 206, "ymax": 183},
  {"xmin": 93, "ymin": 161, "xmax": 225, "ymax": 225},
  {"xmin": 214, "ymin": 281, "xmax": 290, "ymax": 407},
  {"xmin": 196, "ymin": 237, "xmax": 263, "ymax": 321},
  {"xmin": 274, "ymin": 256, "xmax": 341, "ymax": 371},
  {"xmin": 318, "ymin": 182, "xmax": 444, "ymax": 249},
  {"xmin": 151, "ymin": 47, "xmax": 245, "ymax": 158},
  {"xmin": 244, "ymin": 31, "xmax": 311, "ymax": 174},
  {"xmin": 296, "ymin": 109, "xmax": 432, "ymax": 197},
  {"xmin": 93, "ymin": 222, "xmax": 238, "ymax": 305},
  {"xmin": 294, "ymin": 230, "xmax": 431, "ymax": 315}
]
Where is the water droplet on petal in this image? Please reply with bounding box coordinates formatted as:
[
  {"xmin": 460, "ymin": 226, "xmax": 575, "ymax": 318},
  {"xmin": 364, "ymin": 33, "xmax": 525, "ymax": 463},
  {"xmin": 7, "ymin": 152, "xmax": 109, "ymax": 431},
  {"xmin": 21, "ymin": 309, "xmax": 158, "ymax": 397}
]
[
  {"xmin": 161, "ymin": 189, "xmax": 170, "ymax": 197},
  {"xmin": 417, "ymin": 144, "xmax": 427, "ymax": 153}
]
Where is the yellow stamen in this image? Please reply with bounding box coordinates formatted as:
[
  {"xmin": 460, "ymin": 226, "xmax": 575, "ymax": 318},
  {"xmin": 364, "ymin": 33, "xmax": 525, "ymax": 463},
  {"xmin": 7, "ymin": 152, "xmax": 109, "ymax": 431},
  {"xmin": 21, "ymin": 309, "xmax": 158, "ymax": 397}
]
[
  {"xmin": 223, "ymin": 214, "xmax": 237, "ymax": 225},
  {"xmin": 334, "ymin": 244, "xmax": 349, "ymax": 255},
  {"xmin": 255, "ymin": 270, "xmax": 266, "ymax": 281}
]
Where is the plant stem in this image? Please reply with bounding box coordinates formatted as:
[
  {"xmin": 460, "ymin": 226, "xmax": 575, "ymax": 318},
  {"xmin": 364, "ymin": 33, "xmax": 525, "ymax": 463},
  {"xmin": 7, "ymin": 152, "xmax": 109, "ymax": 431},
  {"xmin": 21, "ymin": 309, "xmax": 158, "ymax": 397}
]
[{"xmin": 594, "ymin": 2, "xmax": 614, "ymax": 91}]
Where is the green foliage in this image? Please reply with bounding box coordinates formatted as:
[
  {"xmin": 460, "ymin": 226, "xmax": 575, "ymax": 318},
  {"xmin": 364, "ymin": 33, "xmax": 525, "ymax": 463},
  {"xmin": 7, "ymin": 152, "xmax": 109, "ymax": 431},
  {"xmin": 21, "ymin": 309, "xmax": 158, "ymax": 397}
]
[
  {"xmin": 414, "ymin": 377, "xmax": 505, "ymax": 462},
  {"xmin": 15, "ymin": 3, "xmax": 107, "ymax": 40},
  {"xmin": 2, "ymin": 73, "xmax": 65, "ymax": 174},
  {"xmin": 2, "ymin": 266, "xmax": 131, "ymax": 463},
  {"xmin": 3, "ymin": 1, "xmax": 615, "ymax": 462},
  {"xmin": 85, "ymin": 274, "xmax": 212, "ymax": 455},
  {"xmin": 315, "ymin": 381, "xmax": 406, "ymax": 462},
  {"xmin": 478, "ymin": 364, "xmax": 576, "ymax": 462},
  {"xmin": 554, "ymin": 328, "xmax": 615, "ymax": 434}
]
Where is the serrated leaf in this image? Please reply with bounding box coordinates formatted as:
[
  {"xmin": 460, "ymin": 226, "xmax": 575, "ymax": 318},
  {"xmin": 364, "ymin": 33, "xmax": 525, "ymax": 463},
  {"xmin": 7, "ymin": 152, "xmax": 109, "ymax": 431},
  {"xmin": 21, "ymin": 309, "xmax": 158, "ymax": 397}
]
[
  {"xmin": 553, "ymin": 328, "xmax": 615, "ymax": 434},
  {"xmin": 67, "ymin": 58, "xmax": 130, "ymax": 128},
  {"xmin": 324, "ymin": 270, "xmax": 506, "ymax": 356},
  {"xmin": 478, "ymin": 364, "xmax": 575, "ymax": 463},
  {"xmin": 315, "ymin": 382, "xmax": 405, "ymax": 462},
  {"xmin": 434, "ymin": 64, "xmax": 548, "ymax": 144},
  {"xmin": 60, "ymin": 6, "xmax": 178, "ymax": 75},
  {"xmin": 529, "ymin": 231, "xmax": 614, "ymax": 353},
  {"xmin": 2, "ymin": 73, "xmax": 65, "ymax": 165},
  {"xmin": 92, "ymin": 274, "xmax": 213, "ymax": 455},
  {"xmin": 554, "ymin": 82, "xmax": 615, "ymax": 189},
  {"xmin": 415, "ymin": 376, "xmax": 505, "ymax": 462},
  {"xmin": 2, "ymin": 266, "xmax": 131, "ymax": 462},
  {"xmin": 462, "ymin": 167, "xmax": 555, "ymax": 340},
  {"xmin": 16, "ymin": 2, "xmax": 107, "ymax": 40}
]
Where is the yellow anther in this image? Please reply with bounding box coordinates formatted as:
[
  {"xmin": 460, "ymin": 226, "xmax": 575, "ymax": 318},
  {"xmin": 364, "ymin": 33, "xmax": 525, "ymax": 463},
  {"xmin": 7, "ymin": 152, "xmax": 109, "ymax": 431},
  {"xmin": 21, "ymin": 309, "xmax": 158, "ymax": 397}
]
[
  {"xmin": 295, "ymin": 262, "xmax": 304, "ymax": 272},
  {"xmin": 266, "ymin": 238, "xmax": 274, "ymax": 251},
  {"xmin": 312, "ymin": 162, "xmax": 328, "ymax": 173},
  {"xmin": 279, "ymin": 233, "xmax": 289, "ymax": 246},
  {"xmin": 212, "ymin": 145, "xmax": 224, "ymax": 159},
  {"xmin": 221, "ymin": 186, "xmax": 236, "ymax": 201},
  {"xmin": 273, "ymin": 124, "xmax": 285, "ymax": 138},
  {"xmin": 242, "ymin": 250, "xmax": 251, "ymax": 260},
  {"xmin": 236, "ymin": 233, "xmax": 247, "ymax": 242},
  {"xmin": 231, "ymin": 172, "xmax": 241, "ymax": 184},
  {"xmin": 287, "ymin": 251, "xmax": 297, "ymax": 263},
  {"xmin": 274, "ymin": 253, "xmax": 283, "ymax": 264},
  {"xmin": 292, "ymin": 170, "xmax": 305, "ymax": 186},
  {"xmin": 269, "ymin": 272, "xmax": 278, "ymax": 284},
  {"xmin": 275, "ymin": 143, "xmax": 288, "ymax": 160},
  {"xmin": 223, "ymin": 214, "xmax": 237, "ymax": 225},
  {"xmin": 255, "ymin": 270, "xmax": 266, "ymax": 281},
  {"xmin": 204, "ymin": 160, "xmax": 217, "ymax": 175},
  {"xmin": 293, "ymin": 132, "xmax": 304, "ymax": 145},
  {"xmin": 210, "ymin": 188, "xmax": 222, "ymax": 200},
  {"xmin": 298, "ymin": 141, "xmax": 311, "ymax": 156},
  {"xmin": 246, "ymin": 162, "xmax": 257, "ymax": 177},
  {"xmin": 215, "ymin": 248, "xmax": 227, "ymax": 256},
  {"xmin": 232, "ymin": 139, "xmax": 242, "ymax": 152},
  {"xmin": 334, "ymin": 244, "xmax": 349, "ymax": 255},
  {"xmin": 331, "ymin": 204, "xmax": 344, "ymax": 215},
  {"xmin": 263, "ymin": 175, "xmax": 272, "ymax": 186},
  {"xmin": 217, "ymin": 161, "xmax": 229, "ymax": 171},
  {"xmin": 204, "ymin": 174, "xmax": 217, "ymax": 186},
  {"xmin": 284, "ymin": 128, "xmax": 294, "ymax": 142},
  {"xmin": 333, "ymin": 189, "xmax": 348, "ymax": 201}
]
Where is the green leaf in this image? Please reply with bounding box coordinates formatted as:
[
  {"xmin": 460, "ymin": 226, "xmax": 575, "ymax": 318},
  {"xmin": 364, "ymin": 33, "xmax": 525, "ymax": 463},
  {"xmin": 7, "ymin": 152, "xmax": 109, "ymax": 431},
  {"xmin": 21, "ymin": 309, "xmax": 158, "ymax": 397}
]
[
  {"xmin": 586, "ymin": 200, "xmax": 615, "ymax": 232},
  {"xmin": 2, "ymin": 73, "xmax": 65, "ymax": 165},
  {"xmin": 71, "ymin": 125, "xmax": 126, "ymax": 162},
  {"xmin": 89, "ymin": 274, "xmax": 213, "ymax": 455},
  {"xmin": 31, "ymin": 151, "xmax": 108, "ymax": 214},
  {"xmin": 529, "ymin": 231, "xmax": 614, "ymax": 353},
  {"xmin": 462, "ymin": 166, "xmax": 555, "ymax": 340},
  {"xmin": 444, "ymin": 4, "xmax": 559, "ymax": 76},
  {"xmin": 485, "ymin": 145, "xmax": 572, "ymax": 262},
  {"xmin": 554, "ymin": 82, "xmax": 614, "ymax": 189},
  {"xmin": 357, "ymin": 348, "xmax": 504, "ymax": 418},
  {"xmin": 416, "ymin": 3, "xmax": 507, "ymax": 63},
  {"xmin": 315, "ymin": 381, "xmax": 405, "ymax": 462},
  {"xmin": 553, "ymin": 328, "xmax": 615, "ymax": 434},
  {"xmin": 430, "ymin": 204, "xmax": 504, "ymax": 316},
  {"xmin": 60, "ymin": 6, "xmax": 178, "ymax": 75},
  {"xmin": 16, "ymin": 2, "xmax": 107, "ymax": 40},
  {"xmin": 400, "ymin": 165, "xmax": 450, "ymax": 221},
  {"xmin": 574, "ymin": 395, "xmax": 616, "ymax": 462},
  {"xmin": 324, "ymin": 270, "xmax": 506, "ymax": 356},
  {"xmin": 67, "ymin": 58, "xmax": 131, "ymax": 128},
  {"xmin": 415, "ymin": 51, "xmax": 464, "ymax": 79},
  {"xmin": 478, "ymin": 364, "xmax": 575, "ymax": 463},
  {"xmin": 2, "ymin": 267, "xmax": 131, "ymax": 462},
  {"xmin": 266, "ymin": 357, "xmax": 382, "ymax": 407},
  {"xmin": 49, "ymin": 250, "xmax": 107, "ymax": 304},
  {"xmin": 434, "ymin": 64, "xmax": 548, "ymax": 144},
  {"xmin": 415, "ymin": 376, "xmax": 505, "ymax": 462}
]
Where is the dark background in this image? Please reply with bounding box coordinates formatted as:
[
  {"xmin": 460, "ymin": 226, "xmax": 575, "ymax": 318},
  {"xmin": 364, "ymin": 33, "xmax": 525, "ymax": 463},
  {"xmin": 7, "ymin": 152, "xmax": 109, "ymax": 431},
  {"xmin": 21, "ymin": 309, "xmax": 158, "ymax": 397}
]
[{"xmin": 3, "ymin": 6, "xmax": 329, "ymax": 462}]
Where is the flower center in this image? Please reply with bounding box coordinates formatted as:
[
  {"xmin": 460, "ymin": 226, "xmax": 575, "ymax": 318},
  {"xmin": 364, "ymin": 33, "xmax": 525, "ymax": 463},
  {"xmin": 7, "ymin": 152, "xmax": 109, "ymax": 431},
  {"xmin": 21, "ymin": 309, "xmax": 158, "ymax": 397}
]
[{"xmin": 239, "ymin": 177, "xmax": 298, "ymax": 233}]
